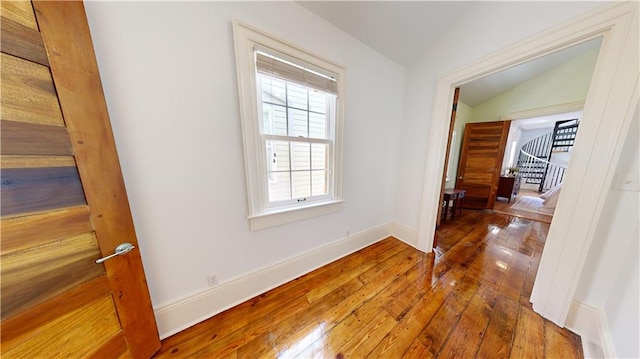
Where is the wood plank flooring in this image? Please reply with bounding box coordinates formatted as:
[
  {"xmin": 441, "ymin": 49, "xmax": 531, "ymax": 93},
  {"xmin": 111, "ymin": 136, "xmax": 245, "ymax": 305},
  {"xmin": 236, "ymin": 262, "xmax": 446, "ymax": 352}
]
[
  {"xmin": 493, "ymin": 189, "xmax": 553, "ymax": 224},
  {"xmin": 154, "ymin": 210, "xmax": 582, "ymax": 358}
]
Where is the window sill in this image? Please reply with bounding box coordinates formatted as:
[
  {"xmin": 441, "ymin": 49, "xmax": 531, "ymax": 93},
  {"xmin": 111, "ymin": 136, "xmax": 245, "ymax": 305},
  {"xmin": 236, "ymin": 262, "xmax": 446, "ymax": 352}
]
[{"xmin": 248, "ymin": 200, "xmax": 344, "ymax": 231}]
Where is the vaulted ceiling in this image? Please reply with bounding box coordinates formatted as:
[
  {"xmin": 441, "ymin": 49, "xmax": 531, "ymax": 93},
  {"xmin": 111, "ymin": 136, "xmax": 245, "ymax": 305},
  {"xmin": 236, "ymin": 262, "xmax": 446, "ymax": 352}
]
[{"xmin": 298, "ymin": 1, "xmax": 600, "ymax": 107}]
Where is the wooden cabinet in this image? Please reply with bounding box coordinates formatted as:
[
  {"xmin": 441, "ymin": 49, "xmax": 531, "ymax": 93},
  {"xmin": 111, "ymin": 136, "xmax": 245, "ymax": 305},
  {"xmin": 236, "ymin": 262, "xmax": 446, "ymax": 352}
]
[{"xmin": 497, "ymin": 176, "xmax": 520, "ymax": 203}]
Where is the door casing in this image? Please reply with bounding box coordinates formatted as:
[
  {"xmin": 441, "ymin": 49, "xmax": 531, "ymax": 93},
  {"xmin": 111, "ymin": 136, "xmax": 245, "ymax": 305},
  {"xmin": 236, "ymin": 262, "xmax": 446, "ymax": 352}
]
[{"xmin": 415, "ymin": 2, "xmax": 639, "ymax": 326}]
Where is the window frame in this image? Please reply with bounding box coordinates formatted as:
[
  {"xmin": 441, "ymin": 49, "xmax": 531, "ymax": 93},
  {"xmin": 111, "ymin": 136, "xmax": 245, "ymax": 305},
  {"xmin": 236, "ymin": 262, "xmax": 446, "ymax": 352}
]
[{"xmin": 233, "ymin": 21, "xmax": 345, "ymax": 231}]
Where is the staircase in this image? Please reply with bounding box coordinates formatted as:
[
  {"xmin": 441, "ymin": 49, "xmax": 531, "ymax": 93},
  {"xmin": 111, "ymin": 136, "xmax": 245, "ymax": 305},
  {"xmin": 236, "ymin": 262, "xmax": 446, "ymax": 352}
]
[
  {"xmin": 515, "ymin": 119, "xmax": 579, "ymax": 192},
  {"xmin": 516, "ymin": 132, "xmax": 552, "ymax": 186}
]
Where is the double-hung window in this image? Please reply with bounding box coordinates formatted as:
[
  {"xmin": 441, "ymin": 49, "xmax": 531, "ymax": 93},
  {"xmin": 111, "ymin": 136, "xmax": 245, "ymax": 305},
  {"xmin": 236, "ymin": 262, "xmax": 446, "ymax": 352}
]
[{"xmin": 233, "ymin": 22, "xmax": 344, "ymax": 230}]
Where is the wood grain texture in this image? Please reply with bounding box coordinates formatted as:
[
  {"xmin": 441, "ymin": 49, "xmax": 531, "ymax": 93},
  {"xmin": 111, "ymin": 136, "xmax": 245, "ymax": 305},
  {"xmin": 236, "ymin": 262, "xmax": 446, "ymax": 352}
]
[
  {"xmin": 1, "ymin": 155, "xmax": 76, "ymax": 169},
  {"xmin": 510, "ymin": 306, "xmax": 545, "ymax": 359},
  {"xmin": 456, "ymin": 120, "xmax": 511, "ymax": 210},
  {"xmin": 336, "ymin": 311, "xmax": 398, "ymax": 358},
  {"xmin": 417, "ymin": 272, "xmax": 478, "ymax": 355},
  {"xmin": 155, "ymin": 213, "xmax": 583, "ymax": 359},
  {"xmin": 87, "ymin": 331, "xmax": 128, "ymax": 359},
  {"xmin": 2, "ymin": 295, "xmax": 121, "ymax": 359},
  {"xmin": 1, "ymin": 120, "xmax": 73, "ymax": 156},
  {"xmin": 476, "ymin": 294, "xmax": 519, "ymax": 359},
  {"xmin": 367, "ymin": 270, "xmax": 463, "ymax": 358},
  {"xmin": 0, "ymin": 166, "xmax": 86, "ymax": 218},
  {"xmin": 33, "ymin": 2, "xmax": 161, "ymax": 355},
  {"xmin": 545, "ymin": 320, "xmax": 583, "ymax": 359},
  {"xmin": 0, "ymin": 1, "xmax": 38, "ymax": 30},
  {"xmin": 1, "ymin": 206, "xmax": 91, "ymax": 255},
  {"xmin": 437, "ymin": 283, "xmax": 499, "ymax": 358},
  {"xmin": 1, "ymin": 275, "xmax": 111, "ymax": 352},
  {"xmin": 1, "ymin": 232, "xmax": 105, "ymax": 320},
  {"xmin": 403, "ymin": 339, "xmax": 435, "ymax": 359},
  {"xmin": 0, "ymin": 17, "xmax": 49, "ymax": 66},
  {"xmin": 0, "ymin": 53, "xmax": 64, "ymax": 126}
]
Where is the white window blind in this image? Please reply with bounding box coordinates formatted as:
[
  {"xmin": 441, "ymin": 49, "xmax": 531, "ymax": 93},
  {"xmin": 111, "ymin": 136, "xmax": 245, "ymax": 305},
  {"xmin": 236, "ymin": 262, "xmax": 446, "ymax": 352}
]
[{"xmin": 255, "ymin": 48, "xmax": 338, "ymax": 95}]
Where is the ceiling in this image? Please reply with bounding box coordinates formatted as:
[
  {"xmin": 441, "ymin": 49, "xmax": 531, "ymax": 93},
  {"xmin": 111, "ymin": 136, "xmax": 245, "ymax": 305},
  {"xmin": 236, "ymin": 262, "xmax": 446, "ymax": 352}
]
[
  {"xmin": 297, "ymin": 1, "xmax": 474, "ymax": 67},
  {"xmin": 459, "ymin": 38, "xmax": 601, "ymax": 106},
  {"xmin": 515, "ymin": 111, "xmax": 582, "ymax": 131},
  {"xmin": 298, "ymin": 1, "xmax": 601, "ymax": 107}
]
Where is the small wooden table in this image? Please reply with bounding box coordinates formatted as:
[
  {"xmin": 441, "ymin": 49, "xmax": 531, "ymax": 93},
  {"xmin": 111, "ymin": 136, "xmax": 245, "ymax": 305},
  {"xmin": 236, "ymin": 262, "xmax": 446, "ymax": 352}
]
[{"xmin": 442, "ymin": 189, "xmax": 466, "ymax": 221}]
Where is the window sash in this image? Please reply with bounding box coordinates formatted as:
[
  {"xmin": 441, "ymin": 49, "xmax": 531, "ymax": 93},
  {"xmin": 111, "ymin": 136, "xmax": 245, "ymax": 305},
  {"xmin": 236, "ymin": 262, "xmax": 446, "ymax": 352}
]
[
  {"xmin": 264, "ymin": 134, "xmax": 330, "ymax": 144},
  {"xmin": 263, "ymin": 136, "xmax": 333, "ymax": 207}
]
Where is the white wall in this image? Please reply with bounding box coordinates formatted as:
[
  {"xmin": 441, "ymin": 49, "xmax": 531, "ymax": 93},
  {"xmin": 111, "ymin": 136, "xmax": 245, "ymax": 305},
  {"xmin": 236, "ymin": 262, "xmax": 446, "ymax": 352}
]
[
  {"xmin": 574, "ymin": 104, "xmax": 639, "ymax": 358},
  {"xmin": 394, "ymin": 1, "xmax": 604, "ymax": 229},
  {"xmin": 518, "ymin": 127, "xmax": 554, "ymax": 153},
  {"xmin": 468, "ymin": 47, "xmax": 599, "ymax": 123},
  {"xmin": 84, "ymin": 1, "xmax": 405, "ymax": 311}
]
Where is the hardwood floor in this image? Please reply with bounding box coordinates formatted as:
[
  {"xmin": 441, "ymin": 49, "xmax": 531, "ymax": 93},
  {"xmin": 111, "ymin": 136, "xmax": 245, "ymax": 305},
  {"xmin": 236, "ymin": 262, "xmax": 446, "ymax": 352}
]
[
  {"xmin": 493, "ymin": 189, "xmax": 553, "ymax": 224},
  {"xmin": 154, "ymin": 210, "xmax": 582, "ymax": 358}
]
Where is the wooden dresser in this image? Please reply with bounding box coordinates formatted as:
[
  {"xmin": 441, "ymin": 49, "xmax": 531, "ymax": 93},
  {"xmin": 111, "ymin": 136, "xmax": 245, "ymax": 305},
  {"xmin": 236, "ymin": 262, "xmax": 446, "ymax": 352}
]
[{"xmin": 497, "ymin": 176, "xmax": 521, "ymax": 203}]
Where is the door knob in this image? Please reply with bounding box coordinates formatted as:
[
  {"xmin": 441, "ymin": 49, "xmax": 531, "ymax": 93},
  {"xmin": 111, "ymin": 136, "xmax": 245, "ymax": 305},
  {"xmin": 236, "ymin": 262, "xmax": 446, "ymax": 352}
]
[{"xmin": 96, "ymin": 243, "xmax": 135, "ymax": 264}]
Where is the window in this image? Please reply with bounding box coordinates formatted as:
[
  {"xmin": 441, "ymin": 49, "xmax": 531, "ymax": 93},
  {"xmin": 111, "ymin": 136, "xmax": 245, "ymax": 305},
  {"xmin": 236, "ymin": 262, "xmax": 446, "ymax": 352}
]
[{"xmin": 233, "ymin": 21, "xmax": 344, "ymax": 230}]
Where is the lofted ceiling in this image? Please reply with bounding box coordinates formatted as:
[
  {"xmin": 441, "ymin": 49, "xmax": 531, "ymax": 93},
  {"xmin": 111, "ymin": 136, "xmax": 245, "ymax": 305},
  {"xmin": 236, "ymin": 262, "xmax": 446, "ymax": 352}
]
[
  {"xmin": 298, "ymin": 1, "xmax": 601, "ymax": 107},
  {"xmin": 459, "ymin": 38, "xmax": 601, "ymax": 107},
  {"xmin": 297, "ymin": 1, "xmax": 474, "ymax": 67}
]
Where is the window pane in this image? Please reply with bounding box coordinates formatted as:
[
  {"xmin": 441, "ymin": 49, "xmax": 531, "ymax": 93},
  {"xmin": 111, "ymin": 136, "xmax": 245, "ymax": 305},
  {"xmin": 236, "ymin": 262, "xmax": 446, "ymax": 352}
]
[
  {"xmin": 292, "ymin": 171, "xmax": 311, "ymax": 198},
  {"xmin": 311, "ymin": 170, "xmax": 327, "ymax": 196},
  {"xmin": 266, "ymin": 141, "xmax": 290, "ymax": 172},
  {"xmin": 287, "ymin": 83, "xmax": 307, "ymax": 110},
  {"xmin": 309, "ymin": 112, "xmax": 326, "ymax": 139},
  {"xmin": 309, "ymin": 91, "xmax": 325, "ymax": 113},
  {"xmin": 268, "ymin": 172, "xmax": 291, "ymax": 202},
  {"xmin": 291, "ymin": 142, "xmax": 310, "ymax": 171},
  {"xmin": 273, "ymin": 141, "xmax": 290, "ymax": 171},
  {"xmin": 261, "ymin": 77, "xmax": 286, "ymax": 105},
  {"xmin": 288, "ymin": 108, "xmax": 308, "ymax": 137},
  {"xmin": 311, "ymin": 143, "xmax": 327, "ymax": 170},
  {"xmin": 263, "ymin": 103, "xmax": 287, "ymax": 136}
]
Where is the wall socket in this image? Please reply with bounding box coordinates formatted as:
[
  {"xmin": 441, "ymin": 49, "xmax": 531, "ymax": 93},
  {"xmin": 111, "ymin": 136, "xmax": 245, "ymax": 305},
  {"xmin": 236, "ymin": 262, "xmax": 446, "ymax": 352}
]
[{"xmin": 207, "ymin": 273, "xmax": 219, "ymax": 287}]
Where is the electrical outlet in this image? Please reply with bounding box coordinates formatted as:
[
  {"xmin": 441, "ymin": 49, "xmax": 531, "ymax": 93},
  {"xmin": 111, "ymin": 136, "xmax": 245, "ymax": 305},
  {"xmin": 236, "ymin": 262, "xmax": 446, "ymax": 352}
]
[
  {"xmin": 207, "ymin": 273, "xmax": 219, "ymax": 287},
  {"xmin": 346, "ymin": 230, "xmax": 351, "ymax": 237}
]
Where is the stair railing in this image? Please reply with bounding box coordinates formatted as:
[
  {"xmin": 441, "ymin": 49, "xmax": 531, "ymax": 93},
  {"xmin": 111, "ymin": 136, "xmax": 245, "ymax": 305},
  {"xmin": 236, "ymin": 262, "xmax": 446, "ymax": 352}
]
[{"xmin": 518, "ymin": 149, "xmax": 567, "ymax": 192}]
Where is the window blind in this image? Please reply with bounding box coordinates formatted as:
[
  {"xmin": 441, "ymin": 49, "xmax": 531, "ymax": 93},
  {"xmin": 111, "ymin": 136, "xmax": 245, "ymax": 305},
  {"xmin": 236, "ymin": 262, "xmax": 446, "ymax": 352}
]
[{"xmin": 255, "ymin": 48, "xmax": 338, "ymax": 95}]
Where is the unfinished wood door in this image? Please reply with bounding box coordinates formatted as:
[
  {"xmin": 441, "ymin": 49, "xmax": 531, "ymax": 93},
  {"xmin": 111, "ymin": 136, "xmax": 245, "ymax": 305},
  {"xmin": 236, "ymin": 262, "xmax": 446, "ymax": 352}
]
[
  {"xmin": 436, "ymin": 87, "xmax": 460, "ymax": 230},
  {"xmin": 1, "ymin": 2, "xmax": 161, "ymax": 358},
  {"xmin": 455, "ymin": 120, "xmax": 510, "ymax": 210}
]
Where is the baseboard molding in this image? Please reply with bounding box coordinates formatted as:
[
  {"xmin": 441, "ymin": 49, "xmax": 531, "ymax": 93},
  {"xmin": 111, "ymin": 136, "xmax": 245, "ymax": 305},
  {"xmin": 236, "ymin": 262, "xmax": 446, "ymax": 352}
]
[
  {"xmin": 153, "ymin": 221, "xmax": 393, "ymax": 339},
  {"xmin": 391, "ymin": 221, "xmax": 418, "ymax": 249},
  {"xmin": 565, "ymin": 300, "xmax": 616, "ymax": 358}
]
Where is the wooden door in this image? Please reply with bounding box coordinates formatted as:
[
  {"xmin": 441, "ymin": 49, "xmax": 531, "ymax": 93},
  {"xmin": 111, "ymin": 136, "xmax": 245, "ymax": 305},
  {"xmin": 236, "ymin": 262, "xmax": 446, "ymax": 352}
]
[
  {"xmin": 436, "ymin": 87, "xmax": 460, "ymax": 230},
  {"xmin": 1, "ymin": 2, "xmax": 161, "ymax": 358},
  {"xmin": 455, "ymin": 120, "xmax": 510, "ymax": 210}
]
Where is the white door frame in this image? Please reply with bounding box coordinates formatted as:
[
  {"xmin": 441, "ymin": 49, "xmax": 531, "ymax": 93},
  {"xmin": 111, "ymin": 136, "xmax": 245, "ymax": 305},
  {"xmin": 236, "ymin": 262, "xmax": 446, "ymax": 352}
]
[{"xmin": 415, "ymin": 2, "xmax": 638, "ymax": 326}]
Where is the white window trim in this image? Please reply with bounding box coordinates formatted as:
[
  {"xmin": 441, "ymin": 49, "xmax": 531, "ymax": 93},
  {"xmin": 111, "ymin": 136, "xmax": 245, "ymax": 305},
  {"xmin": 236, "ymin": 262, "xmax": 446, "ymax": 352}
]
[{"xmin": 233, "ymin": 20, "xmax": 345, "ymax": 231}]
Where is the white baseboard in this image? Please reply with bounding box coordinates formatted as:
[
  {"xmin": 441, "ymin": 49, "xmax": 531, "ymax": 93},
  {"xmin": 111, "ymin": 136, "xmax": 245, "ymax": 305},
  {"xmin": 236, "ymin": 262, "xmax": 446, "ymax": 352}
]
[
  {"xmin": 565, "ymin": 300, "xmax": 616, "ymax": 358},
  {"xmin": 153, "ymin": 221, "xmax": 393, "ymax": 339},
  {"xmin": 391, "ymin": 221, "xmax": 418, "ymax": 249}
]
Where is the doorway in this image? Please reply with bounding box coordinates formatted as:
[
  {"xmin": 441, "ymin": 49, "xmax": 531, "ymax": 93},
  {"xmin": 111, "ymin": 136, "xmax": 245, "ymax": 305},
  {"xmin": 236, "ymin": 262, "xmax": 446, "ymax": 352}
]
[{"xmin": 416, "ymin": 2, "xmax": 638, "ymax": 327}]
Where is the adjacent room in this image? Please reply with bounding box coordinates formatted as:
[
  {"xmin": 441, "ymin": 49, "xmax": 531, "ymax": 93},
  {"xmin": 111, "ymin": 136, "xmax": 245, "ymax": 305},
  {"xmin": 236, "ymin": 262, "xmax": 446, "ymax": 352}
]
[{"xmin": 1, "ymin": 1, "xmax": 637, "ymax": 358}]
